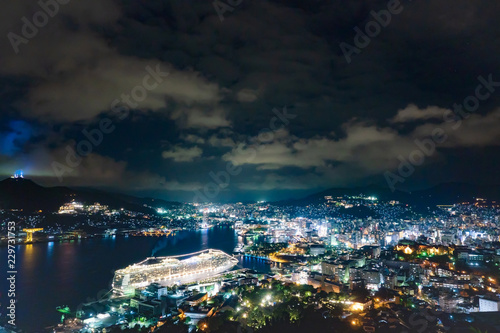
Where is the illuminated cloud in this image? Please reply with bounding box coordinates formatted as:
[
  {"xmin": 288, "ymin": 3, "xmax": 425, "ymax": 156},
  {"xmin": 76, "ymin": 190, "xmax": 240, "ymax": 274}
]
[
  {"xmin": 390, "ymin": 104, "xmax": 448, "ymax": 123},
  {"xmin": 162, "ymin": 146, "xmax": 203, "ymax": 162}
]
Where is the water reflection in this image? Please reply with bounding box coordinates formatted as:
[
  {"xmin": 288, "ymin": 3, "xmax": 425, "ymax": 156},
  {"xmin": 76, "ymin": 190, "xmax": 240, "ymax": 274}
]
[
  {"xmin": 22, "ymin": 244, "xmax": 35, "ymax": 275},
  {"xmin": 47, "ymin": 241, "xmax": 54, "ymax": 259},
  {"xmin": 201, "ymin": 228, "xmax": 208, "ymax": 249},
  {"xmin": 0, "ymin": 226, "xmax": 269, "ymax": 332}
]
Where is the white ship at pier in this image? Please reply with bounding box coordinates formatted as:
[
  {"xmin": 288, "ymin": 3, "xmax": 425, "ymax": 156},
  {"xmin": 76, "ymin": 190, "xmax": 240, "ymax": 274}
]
[{"xmin": 112, "ymin": 249, "xmax": 238, "ymax": 294}]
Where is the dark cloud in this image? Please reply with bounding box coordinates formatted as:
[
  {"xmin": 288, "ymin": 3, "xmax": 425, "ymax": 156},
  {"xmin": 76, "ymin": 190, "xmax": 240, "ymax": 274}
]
[
  {"xmin": 1, "ymin": 0, "xmax": 499, "ymax": 201},
  {"xmin": 0, "ymin": 120, "xmax": 34, "ymax": 156}
]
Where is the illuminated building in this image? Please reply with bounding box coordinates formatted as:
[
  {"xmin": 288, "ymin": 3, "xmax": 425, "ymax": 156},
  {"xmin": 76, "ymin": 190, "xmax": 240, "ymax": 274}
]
[
  {"xmin": 201, "ymin": 210, "xmax": 209, "ymax": 229},
  {"xmin": 87, "ymin": 202, "xmax": 108, "ymax": 213},
  {"xmin": 112, "ymin": 249, "xmax": 238, "ymax": 295},
  {"xmin": 394, "ymin": 242, "xmax": 450, "ymax": 257},
  {"xmin": 11, "ymin": 170, "xmax": 24, "ymax": 179},
  {"xmin": 58, "ymin": 201, "xmax": 84, "ymax": 214},
  {"xmin": 479, "ymin": 297, "xmax": 500, "ymax": 312}
]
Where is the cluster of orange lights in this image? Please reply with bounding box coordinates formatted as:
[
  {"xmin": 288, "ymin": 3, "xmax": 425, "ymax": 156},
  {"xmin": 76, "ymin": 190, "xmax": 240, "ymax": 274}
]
[{"xmin": 395, "ymin": 244, "xmax": 449, "ymax": 256}]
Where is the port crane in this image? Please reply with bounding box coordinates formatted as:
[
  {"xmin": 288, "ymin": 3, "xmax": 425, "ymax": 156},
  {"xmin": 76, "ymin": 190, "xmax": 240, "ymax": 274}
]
[{"xmin": 22, "ymin": 228, "xmax": 43, "ymax": 242}]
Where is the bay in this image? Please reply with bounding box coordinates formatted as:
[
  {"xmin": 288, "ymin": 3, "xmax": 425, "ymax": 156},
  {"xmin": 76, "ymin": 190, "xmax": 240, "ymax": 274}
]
[{"xmin": 0, "ymin": 227, "xmax": 269, "ymax": 332}]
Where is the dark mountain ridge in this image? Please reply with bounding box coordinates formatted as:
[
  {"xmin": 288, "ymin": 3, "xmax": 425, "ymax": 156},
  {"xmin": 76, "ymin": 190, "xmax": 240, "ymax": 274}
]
[
  {"xmin": 274, "ymin": 182, "xmax": 500, "ymax": 207},
  {"xmin": 0, "ymin": 177, "xmax": 182, "ymax": 213}
]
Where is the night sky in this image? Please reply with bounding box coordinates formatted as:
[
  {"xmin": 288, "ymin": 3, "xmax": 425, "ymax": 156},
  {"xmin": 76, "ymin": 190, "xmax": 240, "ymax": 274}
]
[{"xmin": 1, "ymin": 0, "xmax": 499, "ymax": 202}]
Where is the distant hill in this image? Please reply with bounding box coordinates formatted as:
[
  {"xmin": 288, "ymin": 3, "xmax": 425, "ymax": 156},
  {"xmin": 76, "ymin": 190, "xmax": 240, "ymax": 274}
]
[
  {"xmin": 0, "ymin": 177, "xmax": 182, "ymax": 213},
  {"xmin": 275, "ymin": 182, "xmax": 500, "ymax": 208},
  {"xmin": 408, "ymin": 182, "xmax": 500, "ymax": 206}
]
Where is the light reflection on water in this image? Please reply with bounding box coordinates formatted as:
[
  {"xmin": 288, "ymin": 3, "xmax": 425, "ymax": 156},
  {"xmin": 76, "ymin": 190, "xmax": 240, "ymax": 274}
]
[{"xmin": 0, "ymin": 226, "xmax": 270, "ymax": 332}]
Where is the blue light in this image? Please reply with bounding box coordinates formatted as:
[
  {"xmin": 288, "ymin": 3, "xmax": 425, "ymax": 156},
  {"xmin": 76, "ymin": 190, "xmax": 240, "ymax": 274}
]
[
  {"xmin": 1, "ymin": 121, "xmax": 34, "ymax": 156},
  {"xmin": 14, "ymin": 170, "xmax": 24, "ymax": 178}
]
